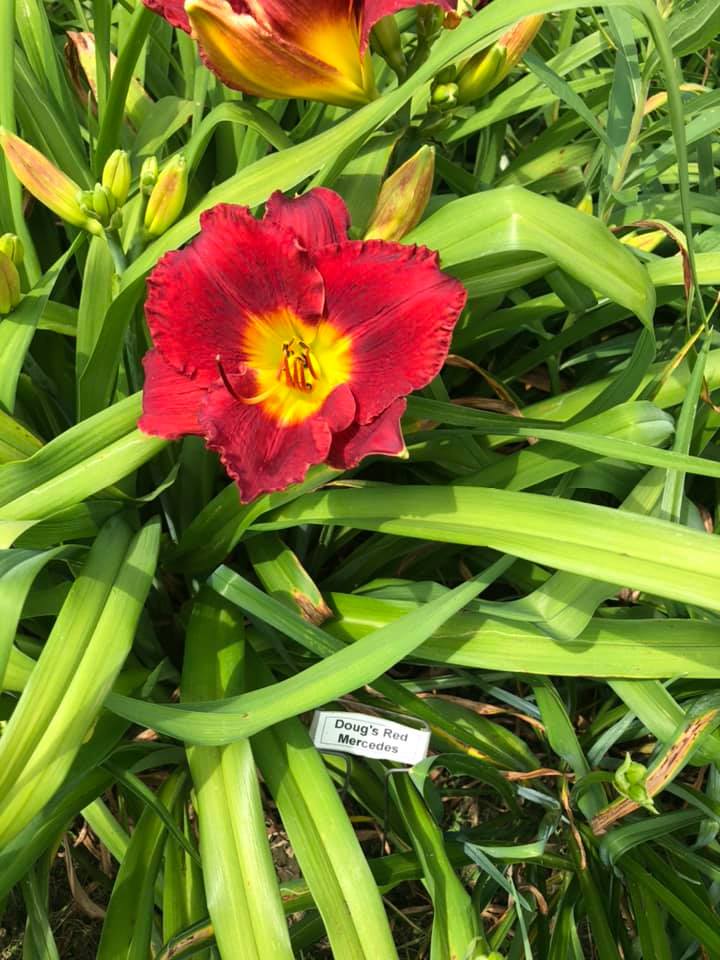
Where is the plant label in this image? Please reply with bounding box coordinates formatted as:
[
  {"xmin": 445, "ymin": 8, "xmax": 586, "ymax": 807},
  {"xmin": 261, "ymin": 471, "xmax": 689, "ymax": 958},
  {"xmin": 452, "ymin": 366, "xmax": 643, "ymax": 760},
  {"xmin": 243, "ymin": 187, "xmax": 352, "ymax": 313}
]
[{"xmin": 310, "ymin": 710, "xmax": 430, "ymax": 766}]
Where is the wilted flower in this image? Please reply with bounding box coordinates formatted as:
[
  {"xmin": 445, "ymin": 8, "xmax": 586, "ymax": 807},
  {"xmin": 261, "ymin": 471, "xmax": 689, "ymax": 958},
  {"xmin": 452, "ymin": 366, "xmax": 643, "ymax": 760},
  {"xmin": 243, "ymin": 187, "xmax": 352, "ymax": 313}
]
[
  {"xmin": 66, "ymin": 31, "xmax": 152, "ymax": 129},
  {"xmin": 142, "ymin": 0, "xmax": 454, "ymax": 107},
  {"xmin": 139, "ymin": 188, "xmax": 466, "ymax": 502},
  {"xmin": 0, "ymin": 129, "xmax": 103, "ymax": 235}
]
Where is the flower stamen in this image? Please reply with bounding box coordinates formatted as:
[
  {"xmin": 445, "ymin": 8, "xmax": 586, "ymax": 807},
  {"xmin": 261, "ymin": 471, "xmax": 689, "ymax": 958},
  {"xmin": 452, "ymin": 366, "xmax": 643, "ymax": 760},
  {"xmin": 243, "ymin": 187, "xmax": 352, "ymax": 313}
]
[{"xmin": 279, "ymin": 338, "xmax": 319, "ymax": 393}]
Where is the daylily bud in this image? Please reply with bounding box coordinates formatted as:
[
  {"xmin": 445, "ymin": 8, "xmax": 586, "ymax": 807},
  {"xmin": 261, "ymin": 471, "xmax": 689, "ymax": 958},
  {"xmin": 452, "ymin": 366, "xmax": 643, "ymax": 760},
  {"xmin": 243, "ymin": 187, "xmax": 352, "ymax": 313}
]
[
  {"xmin": 416, "ymin": 5, "xmax": 445, "ymax": 41},
  {"xmin": 0, "ymin": 128, "xmax": 103, "ymax": 235},
  {"xmin": 457, "ymin": 15, "xmax": 545, "ymax": 103},
  {"xmin": 365, "ymin": 145, "xmax": 435, "ymax": 242},
  {"xmin": 102, "ymin": 149, "xmax": 131, "ymax": 206},
  {"xmin": 0, "ymin": 233, "xmax": 24, "ymax": 266},
  {"xmin": 140, "ymin": 156, "xmax": 159, "ymax": 196},
  {"xmin": 614, "ymin": 753, "xmax": 657, "ymax": 813},
  {"xmin": 372, "ymin": 15, "xmax": 406, "ymax": 77},
  {"xmin": 576, "ymin": 193, "xmax": 593, "ymax": 216},
  {"xmin": 144, "ymin": 155, "xmax": 188, "ymax": 237},
  {"xmin": 78, "ymin": 183, "xmax": 118, "ymax": 228},
  {"xmin": 0, "ymin": 250, "xmax": 21, "ymax": 315},
  {"xmin": 431, "ymin": 82, "xmax": 459, "ymax": 108}
]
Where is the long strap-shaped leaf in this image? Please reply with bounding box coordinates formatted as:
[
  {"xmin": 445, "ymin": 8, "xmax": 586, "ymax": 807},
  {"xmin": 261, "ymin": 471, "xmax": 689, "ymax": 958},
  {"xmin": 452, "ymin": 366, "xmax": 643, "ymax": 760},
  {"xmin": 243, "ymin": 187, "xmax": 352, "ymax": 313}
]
[
  {"xmin": 329, "ymin": 592, "xmax": 720, "ymax": 680},
  {"xmin": 182, "ymin": 589, "xmax": 294, "ymax": 960},
  {"xmin": 249, "ymin": 652, "xmax": 400, "ymax": 960},
  {"xmin": 106, "ymin": 561, "xmax": 504, "ymax": 743},
  {"xmin": 263, "ymin": 486, "xmax": 720, "ymax": 612},
  {"xmin": 0, "ymin": 513, "xmax": 159, "ymax": 847}
]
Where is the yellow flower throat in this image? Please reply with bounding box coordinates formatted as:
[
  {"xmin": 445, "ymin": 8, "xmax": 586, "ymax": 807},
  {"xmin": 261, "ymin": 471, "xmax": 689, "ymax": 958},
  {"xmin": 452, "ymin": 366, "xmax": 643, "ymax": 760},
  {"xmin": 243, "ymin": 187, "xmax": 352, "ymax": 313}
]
[{"xmin": 217, "ymin": 308, "xmax": 351, "ymax": 426}]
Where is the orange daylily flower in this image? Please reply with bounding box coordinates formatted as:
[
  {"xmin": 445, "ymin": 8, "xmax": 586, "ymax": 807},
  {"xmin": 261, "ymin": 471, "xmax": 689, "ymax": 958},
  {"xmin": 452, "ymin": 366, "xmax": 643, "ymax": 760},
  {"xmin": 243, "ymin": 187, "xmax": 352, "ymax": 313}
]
[{"xmin": 143, "ymin": 0, "xmax": 453, "ymax": 107}]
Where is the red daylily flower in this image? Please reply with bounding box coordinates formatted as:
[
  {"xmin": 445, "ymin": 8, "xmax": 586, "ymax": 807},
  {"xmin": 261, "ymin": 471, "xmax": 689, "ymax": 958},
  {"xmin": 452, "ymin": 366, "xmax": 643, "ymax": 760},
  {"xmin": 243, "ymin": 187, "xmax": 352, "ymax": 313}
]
[
  {"xmin": 139, "ymin": 188, "xmax": 466, "ymax": 503},
  {"xmin": 142, "ymin": 0, "xmax": 454, "ymax": 107}
]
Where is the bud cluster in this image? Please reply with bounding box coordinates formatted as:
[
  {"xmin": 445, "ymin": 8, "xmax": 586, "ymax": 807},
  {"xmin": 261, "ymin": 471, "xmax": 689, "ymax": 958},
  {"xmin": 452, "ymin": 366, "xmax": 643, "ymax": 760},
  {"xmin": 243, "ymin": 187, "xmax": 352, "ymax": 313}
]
[
  {"xmin": 431, "ymin": 14, "xmax": 544, "ymax": 107},
  {"xmin": 614, "ymin": 753, "xmax": 657, "ymax": 813},
  {"xmin": 78, "ymin": 149, "xmax": 132, "ymax": 230}
]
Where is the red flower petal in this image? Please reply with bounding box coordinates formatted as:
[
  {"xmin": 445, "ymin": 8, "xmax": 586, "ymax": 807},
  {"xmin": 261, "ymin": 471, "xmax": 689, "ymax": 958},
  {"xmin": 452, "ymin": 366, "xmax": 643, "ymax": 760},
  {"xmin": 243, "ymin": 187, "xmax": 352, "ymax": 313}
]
[
  {"xmin": 199, "ymin": 381, "xmax": 355, "ymax": 502},
  {"xmin": 142, "ymin": 0, "xmax": 248, "ymax": 33},
  {"xmin": 142, "ymin": 0, "xmax": 192, "ymax": 32},
  {"xmin": 243, "ymin": 0, "xmax": 355, "ymax": 40},
  {"xmin": 314, "ymin": 240, "xmax": 466, "ymax": 422},
  {"xmin": 360, "ymin": 0, "xmax": 455, "ymax": 49},
  {"xmin": 327, "ymin": 396, "xmax": 406, "ymax": 468},
  {"xmin": 138, "ymin": 350, "xmax": 206, "ymax": 438},
  {"xmin": 144, "ymin": 203, "xmax": 324, "ymax": 383},
  {"xmin": 265, "ymin": 188, "xmax": 350, "ymax": 250},
  {"xmin": 241, "ymin": 0, "xmax": 374, "ymax": 96}
]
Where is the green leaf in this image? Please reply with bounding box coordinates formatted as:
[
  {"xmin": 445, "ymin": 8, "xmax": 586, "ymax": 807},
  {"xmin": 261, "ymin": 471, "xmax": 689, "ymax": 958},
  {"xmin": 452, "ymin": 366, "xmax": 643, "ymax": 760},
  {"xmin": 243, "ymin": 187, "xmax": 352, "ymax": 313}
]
[
  {"xmin": 182, "ymin": 589, "xmax": 293, "ymax": 960},
  {"xmin": 262, "ymin": 485, "xmax": 720, "ymax": 612},
  {"xmin": 106, "ymin": 561, "xmax": 505, "ymax": 743},
  {"xmin": 0, "ymin": 514, "xmax": 159, "ymax": 847}
]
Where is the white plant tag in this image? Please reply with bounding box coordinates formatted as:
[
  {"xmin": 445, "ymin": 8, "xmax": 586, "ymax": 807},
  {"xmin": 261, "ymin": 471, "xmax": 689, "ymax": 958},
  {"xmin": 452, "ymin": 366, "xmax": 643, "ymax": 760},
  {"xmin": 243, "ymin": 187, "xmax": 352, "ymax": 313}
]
[{"xmin": 310, "ymin": 710, "xmax": 430, "ymax": 766}]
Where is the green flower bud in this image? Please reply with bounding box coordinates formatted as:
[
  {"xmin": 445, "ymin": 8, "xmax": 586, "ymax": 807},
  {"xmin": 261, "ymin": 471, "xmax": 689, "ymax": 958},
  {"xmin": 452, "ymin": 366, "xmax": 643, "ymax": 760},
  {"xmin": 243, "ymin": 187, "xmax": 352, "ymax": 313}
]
[
  {"xmin": 457, "ymin": 16, "xmax": 545, "ymax": 104},
  {"xmin": 372, "ymin": 15, "xmax": 406, "ymax": 77},
  {"xmin": 102, "ymin": 149, "xmax": 131, "ymax": 206},
  {"xmin": 365, "ymin": 145, "xmax": 435, "ymax": 242},
  {"xmin": 0, "ymin": 250, "xmax": 21, "ymax": 315},
  {"xmin": 140, "ymin": 156, "xmax": 159, "ymax": 196},
  {"xmin": 614, "ymin": 753, "xmax": 657, "ymax": 813},
  {"xmin": 0, "ymin": 233, "xmax": 24, "ymax": 266},
  {"xmin": 431, "ymin": 82, "xmax": 459, "ymax": 108},
  {"xmin": 144, "ymin": 155, "xmax": 188, "ymax": 237},
  {"xmin": 93, "ymin": 182, "xmax": 116, "ymax": 222},
  {"xmin": 78, "ymin": 183, "xmax": 117, "ymax": 228}
]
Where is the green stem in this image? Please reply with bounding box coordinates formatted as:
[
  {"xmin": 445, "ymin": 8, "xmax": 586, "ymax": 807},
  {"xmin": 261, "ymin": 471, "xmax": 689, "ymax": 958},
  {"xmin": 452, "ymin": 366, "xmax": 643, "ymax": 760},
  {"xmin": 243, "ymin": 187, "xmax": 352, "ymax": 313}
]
[
  {"xmin": 92, "ymin": 0, "xmax": 112, "ymax": 121},
  {"xmin": 0, "ymin": 0, "xmax": 40, "ymax": 283},
  {"xmin": 94, "ymin": 4, "xmax": 154, "ymax": 175},
  {"xmin": 643, "ymin": 0, "xmax": 707, "ymax": 324},
  {"xmin": 105, "ymin": 230, "xmax": 127, "ymax": 275}
]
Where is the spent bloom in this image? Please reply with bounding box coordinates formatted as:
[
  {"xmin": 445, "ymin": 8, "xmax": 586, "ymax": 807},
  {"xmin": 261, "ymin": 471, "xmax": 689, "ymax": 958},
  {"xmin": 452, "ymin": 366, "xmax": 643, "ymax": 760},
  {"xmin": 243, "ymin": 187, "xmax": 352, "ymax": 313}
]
[
  {"xmin": 139, "ymin": 188, "xmax": 466, "ymax": 502},
  {"xmin": 142, "ymin": 0, "xmax": 454, "ymax": 107}
]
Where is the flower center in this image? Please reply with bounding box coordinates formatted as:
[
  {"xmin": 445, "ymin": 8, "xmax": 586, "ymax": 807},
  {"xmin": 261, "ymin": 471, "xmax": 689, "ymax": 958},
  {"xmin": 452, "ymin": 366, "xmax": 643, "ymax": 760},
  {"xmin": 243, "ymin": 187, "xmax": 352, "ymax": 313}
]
[
  {"xmin": 279, "ymin": 337, "xmax": 320, "ymax": 392},
  {"xmin": 221, "ymin": 308, "xmax": 351, "ymax": 426}
]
